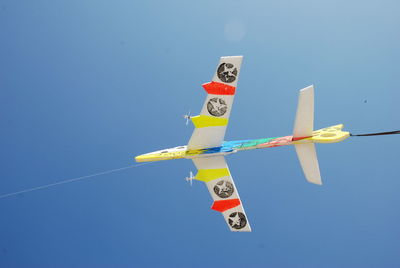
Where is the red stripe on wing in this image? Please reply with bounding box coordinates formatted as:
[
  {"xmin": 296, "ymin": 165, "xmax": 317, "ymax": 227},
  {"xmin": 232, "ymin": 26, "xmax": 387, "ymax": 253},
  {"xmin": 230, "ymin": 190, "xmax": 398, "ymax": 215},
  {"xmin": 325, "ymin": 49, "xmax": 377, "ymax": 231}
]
[
  {"xmin": 211, "ymin": 198, "xmax": 241, "ymax": 212},
  {"xmin": 202, "ymin": 81, "xmax": 236, "ymax": 95}
]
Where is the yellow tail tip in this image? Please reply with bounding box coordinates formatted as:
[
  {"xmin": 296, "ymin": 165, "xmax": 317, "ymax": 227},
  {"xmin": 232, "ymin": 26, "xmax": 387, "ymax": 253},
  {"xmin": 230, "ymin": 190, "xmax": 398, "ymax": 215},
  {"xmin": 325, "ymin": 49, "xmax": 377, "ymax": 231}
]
[{"xmin": 311, "ymin": 124, "xmax": 350, "ymax": 143}]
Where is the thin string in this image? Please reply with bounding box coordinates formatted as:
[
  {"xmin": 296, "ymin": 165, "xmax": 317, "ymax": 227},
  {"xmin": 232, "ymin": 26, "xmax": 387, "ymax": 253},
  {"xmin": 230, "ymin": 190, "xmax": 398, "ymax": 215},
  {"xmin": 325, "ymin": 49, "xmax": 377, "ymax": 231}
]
[
  {"xmin": 0, "ymin": 162, "xmax": 153, "ymax": 200},
  {"xmin": 350, "ymin": 130, "xmax": 400, "ymax": 137}
]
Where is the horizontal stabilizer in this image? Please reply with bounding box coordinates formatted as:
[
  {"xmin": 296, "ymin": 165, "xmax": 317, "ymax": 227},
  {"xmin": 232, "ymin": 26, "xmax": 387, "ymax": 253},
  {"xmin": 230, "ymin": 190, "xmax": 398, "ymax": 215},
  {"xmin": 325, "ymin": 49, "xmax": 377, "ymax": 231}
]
[
  {"xmin": 293, "ymin": 85, "xmax": 314, "ymax": 138},
  {"xmin": 294, "ymin": 143, "xmax": 322, "ymax": 185}
]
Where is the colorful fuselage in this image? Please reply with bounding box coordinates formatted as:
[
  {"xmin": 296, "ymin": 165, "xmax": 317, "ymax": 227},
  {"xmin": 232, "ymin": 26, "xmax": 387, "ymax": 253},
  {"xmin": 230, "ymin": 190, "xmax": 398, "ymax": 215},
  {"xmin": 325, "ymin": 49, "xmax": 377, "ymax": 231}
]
[{"xmin": 135, "ymin": 124, "xmax": 350, "ymax": 162}]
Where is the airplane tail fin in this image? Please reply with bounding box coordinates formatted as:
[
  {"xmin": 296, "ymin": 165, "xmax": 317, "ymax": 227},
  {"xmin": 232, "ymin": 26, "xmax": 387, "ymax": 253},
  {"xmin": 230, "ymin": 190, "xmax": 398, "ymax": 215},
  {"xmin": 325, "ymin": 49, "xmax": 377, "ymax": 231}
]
[
  {"xmin": 293, "ymin": 85, "xmax": 314, "ymax": 139},
  {"xmin": 294, "ymin": 143, "xmax": 322, "ymax": 185},
  {"xmin": 292, "ymin": 85, "xmax": 322, "ymax": 185}
]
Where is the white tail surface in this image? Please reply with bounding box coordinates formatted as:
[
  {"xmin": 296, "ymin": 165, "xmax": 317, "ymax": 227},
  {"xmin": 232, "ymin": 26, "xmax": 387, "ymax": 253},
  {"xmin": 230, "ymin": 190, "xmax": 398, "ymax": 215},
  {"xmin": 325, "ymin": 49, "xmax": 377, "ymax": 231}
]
[
  {"xmin": 295, "ymin": 143, "xmax": 322, "ymax": 185},
  {"xmin": 293, "ymin": 85, "xmax": 314, "ymax": 138}
]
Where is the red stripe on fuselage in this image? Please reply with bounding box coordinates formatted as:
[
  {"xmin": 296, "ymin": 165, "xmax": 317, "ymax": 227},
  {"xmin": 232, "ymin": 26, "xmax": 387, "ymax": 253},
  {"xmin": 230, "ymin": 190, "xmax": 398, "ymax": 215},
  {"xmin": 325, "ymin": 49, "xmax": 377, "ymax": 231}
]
[
  {"xmin": 211, "ymin": 198, "xmax": 241, "ymax": 212},
  {"xmin": 292, "ymin": 136, "xmax": 312, "ymax": 141},
  {"xmin": 202, "ymin": 81, "xmax": 236, "ymax": 95}
]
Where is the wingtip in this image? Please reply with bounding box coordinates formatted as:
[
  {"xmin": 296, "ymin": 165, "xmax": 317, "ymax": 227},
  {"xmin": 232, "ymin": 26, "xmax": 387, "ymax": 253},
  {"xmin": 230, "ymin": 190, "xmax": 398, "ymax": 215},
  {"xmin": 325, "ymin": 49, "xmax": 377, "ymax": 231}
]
[
  {"xmin": 300, "ymin": 85, "xmax": 314, "ymax": 92},
  {"xmin": 307, "ymin": 177, "xmax": 323, "ymax": 186},
  {"xmin": 221, "ymin": 55, "xmax": 243, "ymax": 58}
]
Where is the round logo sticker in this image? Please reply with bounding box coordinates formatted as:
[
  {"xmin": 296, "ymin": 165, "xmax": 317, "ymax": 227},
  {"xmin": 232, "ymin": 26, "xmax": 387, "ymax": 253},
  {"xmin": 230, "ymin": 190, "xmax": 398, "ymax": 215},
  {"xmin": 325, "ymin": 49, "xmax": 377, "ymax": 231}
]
[
  {"xmin": 228, "ymin": 212, "xmax": 247, "ymax": 230},
  {"xmin": 207, "ymin": 97, "xmax": 227, "ymax": 117},
  {"xmin": 213, "ymin": 180, "xmax": 234, "ymax": 198},
  {"xmin": 217, "ymin": 63, "xmax": 238, "ymax": 83}
]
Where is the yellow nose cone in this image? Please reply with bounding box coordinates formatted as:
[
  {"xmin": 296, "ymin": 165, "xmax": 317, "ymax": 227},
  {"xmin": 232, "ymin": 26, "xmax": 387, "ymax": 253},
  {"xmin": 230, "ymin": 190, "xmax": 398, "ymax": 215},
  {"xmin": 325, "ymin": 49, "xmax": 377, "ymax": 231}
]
[
  {"xmin": 135, "ymin": 153, "xmax": 162, "ymax": 162},
  {"xmin": 135, "ymin": 150, "xmax": 186, "ymax": 162},
  {"xmin": 135, "ymin": 155, "xmax": 148, "ymax": 162}
]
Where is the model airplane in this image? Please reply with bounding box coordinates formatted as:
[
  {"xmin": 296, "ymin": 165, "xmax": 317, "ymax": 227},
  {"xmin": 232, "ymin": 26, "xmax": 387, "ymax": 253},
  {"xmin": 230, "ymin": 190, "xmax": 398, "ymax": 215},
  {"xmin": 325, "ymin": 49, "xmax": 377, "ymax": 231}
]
[{"xmin": 135, "ymin": 56, "xmax": 350, "ymax": 232}]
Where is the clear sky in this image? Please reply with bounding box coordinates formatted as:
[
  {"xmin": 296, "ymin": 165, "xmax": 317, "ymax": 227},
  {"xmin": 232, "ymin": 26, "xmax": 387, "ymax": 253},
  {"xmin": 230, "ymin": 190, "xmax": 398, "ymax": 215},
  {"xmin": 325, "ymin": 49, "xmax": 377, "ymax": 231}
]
[{"xmin": 1, "ymin": 0, "xmax": 400, "ymax": 267}]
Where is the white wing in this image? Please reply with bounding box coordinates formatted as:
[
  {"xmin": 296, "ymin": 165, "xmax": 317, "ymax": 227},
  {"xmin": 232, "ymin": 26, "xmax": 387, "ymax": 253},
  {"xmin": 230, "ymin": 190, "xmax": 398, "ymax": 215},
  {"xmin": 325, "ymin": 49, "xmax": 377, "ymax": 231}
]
[
  {"xmin": 188, "ymin": 56, "xmax": 243, "ymax": 149},
  {"xmin": 192, "ymin": 156, "xmax": 251, "ymax": 232}
]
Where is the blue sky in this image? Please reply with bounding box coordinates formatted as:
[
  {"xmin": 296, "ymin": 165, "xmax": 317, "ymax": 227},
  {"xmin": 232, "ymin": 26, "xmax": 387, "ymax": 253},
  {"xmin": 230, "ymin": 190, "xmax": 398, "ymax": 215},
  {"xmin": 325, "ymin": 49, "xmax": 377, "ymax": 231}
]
[{"xmin": 1, "ymin": 0, "xmax": 399, "ymax": 267}]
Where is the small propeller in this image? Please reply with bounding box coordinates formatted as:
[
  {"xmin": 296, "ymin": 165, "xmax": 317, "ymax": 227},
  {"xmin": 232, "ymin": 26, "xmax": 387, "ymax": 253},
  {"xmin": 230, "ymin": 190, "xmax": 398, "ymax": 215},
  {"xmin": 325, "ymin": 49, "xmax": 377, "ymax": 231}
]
[
  {"xmin": 185, "ymin": 171, "xmax": 195, "ymax": 186},
  {"xmin": 183, "ymin": 109, "xmax": 191, "ymax": 125}
]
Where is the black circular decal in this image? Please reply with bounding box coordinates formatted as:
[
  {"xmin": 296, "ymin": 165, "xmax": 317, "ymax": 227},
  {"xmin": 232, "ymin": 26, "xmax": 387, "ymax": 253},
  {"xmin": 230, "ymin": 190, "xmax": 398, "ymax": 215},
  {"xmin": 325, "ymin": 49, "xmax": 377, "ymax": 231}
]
[
  {"xmin": 207, "ymin": 97, "xmax": 227, "ymax": 117},
  {"xmin": 217, "ymin": 63, "xmax": 238, "ymax": 83},
  {"xmin": 213, "ymin": 180, "xmax": 234, "ymax": 198},
  {"xmin": 228, "ymin": 212, "xmax": 247, "ymax": 230}
]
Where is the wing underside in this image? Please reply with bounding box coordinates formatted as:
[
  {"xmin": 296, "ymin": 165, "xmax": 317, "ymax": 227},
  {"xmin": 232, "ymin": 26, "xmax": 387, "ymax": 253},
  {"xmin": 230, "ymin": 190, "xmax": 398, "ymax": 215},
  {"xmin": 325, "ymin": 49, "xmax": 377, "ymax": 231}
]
[
  {"xmin": 192, "ymin": 156, "xmax": 251, "ymax": 232},
  {"xmin": 188, "ymin": 56, "xmax": 243, "ymax": 149}
]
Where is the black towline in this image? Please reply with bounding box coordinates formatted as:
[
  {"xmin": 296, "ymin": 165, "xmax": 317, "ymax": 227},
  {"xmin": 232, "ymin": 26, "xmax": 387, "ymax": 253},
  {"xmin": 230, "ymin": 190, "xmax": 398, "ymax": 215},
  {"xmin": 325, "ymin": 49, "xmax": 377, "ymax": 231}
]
[{"xmin": 350, "ymin": 130, "xmax": 400, "ymax": 137}]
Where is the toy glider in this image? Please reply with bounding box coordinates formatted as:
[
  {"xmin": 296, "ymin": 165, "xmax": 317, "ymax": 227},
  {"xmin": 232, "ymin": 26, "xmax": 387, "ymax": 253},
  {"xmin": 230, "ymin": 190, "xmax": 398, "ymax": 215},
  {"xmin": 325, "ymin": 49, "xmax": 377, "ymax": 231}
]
[{"xmin": 135, "ymin": 56, "xmax": 386, "ymax": 232}]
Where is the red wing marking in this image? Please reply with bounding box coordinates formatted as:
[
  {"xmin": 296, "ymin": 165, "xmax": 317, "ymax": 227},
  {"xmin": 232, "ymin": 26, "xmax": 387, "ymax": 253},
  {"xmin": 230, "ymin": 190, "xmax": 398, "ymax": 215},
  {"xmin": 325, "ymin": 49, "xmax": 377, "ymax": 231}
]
[
  {"xmin": 211, "ymin": 198, "xmax": 241, "ymax": 212},
  {"xmin": 202, "ymin": 81, "xmax": 236, "ymax": 95}
]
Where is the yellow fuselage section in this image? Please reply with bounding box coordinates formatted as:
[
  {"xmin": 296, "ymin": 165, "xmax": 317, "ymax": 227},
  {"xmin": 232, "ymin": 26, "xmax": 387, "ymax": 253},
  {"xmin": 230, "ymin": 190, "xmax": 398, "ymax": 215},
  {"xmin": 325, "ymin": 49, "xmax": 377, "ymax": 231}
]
[{"xmin": 135, "ymin": 124, "xmax": 349, "ymax": 163}]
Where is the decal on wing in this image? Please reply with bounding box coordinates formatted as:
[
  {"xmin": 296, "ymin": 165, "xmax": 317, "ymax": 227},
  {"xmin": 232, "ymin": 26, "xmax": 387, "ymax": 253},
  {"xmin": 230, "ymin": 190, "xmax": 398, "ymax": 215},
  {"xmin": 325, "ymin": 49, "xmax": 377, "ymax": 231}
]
[
  {"xmin": 188, "ymin": 56, "xmax": 243, "ymax": 149},
  {"xmin": 192, "ymin": 156, "xmax": 251, "ymax": 232}
]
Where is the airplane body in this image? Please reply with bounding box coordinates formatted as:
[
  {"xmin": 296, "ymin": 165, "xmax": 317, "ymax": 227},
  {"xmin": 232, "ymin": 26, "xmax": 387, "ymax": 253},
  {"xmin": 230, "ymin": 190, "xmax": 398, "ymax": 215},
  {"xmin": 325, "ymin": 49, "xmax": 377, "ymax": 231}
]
[
  {"xmin": 135, "ymin": 126, "xmax": 349, "ymax": 163},
  {"xmin": 135, "ymin": 56, "xmax": 350, "ymax": 232}
]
